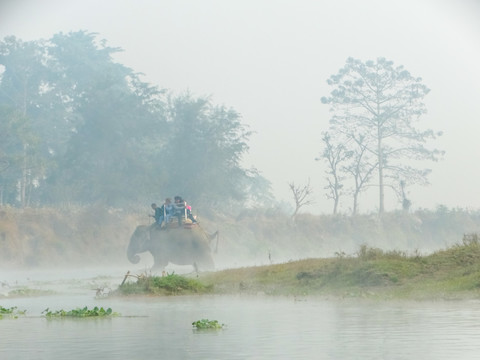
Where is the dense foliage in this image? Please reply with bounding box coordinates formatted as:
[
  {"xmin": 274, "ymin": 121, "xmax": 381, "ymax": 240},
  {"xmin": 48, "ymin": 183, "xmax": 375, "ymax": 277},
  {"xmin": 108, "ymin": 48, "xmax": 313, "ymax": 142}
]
[{"xmin": 0, "ymin": 32, "xmax": 272, "ymax": 210}]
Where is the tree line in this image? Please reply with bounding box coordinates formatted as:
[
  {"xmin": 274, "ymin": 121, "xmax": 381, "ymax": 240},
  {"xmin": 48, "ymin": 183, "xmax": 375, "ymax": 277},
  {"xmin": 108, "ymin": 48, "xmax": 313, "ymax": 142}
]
[
  {"xmin": 0, "ymin": 31, "xmax": 274, "ymax": 210},
  {"xmin": 0, "ymin": 32, "xmax": 443, "ymax": 214}
]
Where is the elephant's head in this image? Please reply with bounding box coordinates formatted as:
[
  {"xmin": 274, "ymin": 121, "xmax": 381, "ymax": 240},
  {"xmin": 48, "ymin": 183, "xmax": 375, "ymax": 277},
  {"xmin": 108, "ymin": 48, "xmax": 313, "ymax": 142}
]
[{"xmin": 127, "ymin": 225, "xmax": 151, "ymax": 264}]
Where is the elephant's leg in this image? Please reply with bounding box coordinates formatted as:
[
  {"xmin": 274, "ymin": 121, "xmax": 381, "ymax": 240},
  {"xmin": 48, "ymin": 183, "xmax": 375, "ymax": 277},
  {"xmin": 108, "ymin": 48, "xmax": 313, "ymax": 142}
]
[{"xmin": 152, "ymin": 258, "xmax": 168, "ymax": 270}]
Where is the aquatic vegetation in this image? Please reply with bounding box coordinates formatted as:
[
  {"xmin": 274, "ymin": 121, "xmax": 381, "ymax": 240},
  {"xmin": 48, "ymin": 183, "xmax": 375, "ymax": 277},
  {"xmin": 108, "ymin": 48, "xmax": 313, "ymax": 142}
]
[
  {"xmin": 0, "ymin": 306, "xmax": 26, "ymax": 319},
  {"xmin": 42, "ymin": 306, "xmax": 120, "ymax": 318},
  {"xmin": 192, "ymin": 319, "xmax": 225, "ymax": 329},
  {"xmin": 114, "ymin": 272, "xmax": 212, "ymax": 296}
]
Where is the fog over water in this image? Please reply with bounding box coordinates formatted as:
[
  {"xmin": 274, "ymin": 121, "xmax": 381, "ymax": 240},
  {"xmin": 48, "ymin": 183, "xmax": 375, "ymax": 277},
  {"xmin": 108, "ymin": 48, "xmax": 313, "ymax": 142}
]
[
  {"xmin": 1, "ymin": 0, "xmax": 479, "ymax": 214},
  {"xmin": 2, "ymin": 269, "xmax": 480, "ymax": 360}
]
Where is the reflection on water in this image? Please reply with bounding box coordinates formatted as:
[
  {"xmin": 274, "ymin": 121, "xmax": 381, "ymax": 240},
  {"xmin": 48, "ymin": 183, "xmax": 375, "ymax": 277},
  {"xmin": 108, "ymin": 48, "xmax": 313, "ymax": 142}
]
[{"xmin": 1, "ymin": 270, "xmax": 480, "ymax": 359}]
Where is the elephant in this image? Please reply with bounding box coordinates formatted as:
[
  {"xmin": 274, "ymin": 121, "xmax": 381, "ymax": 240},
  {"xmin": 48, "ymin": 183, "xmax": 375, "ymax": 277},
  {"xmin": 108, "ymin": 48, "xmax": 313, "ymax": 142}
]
[{"xmin": 127, "ymin": 224, "xmax": 218, "ymax": 271}]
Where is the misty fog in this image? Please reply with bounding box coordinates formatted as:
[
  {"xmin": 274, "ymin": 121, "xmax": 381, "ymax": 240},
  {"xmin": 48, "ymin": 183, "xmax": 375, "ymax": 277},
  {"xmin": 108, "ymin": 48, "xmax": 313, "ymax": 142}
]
[
  {"xmin": 1, "ymin": 0, "xmax": 479, "ymax": 214},
  {"xmin": 1, "ymin": 1, "xmax": 480, "ymax": 358}
]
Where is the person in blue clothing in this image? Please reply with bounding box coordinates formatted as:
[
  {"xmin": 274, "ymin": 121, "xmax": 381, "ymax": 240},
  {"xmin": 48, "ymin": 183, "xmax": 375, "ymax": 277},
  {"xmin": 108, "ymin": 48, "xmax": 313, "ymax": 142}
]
[
  {"xmin": 161, "ymin": 198, "xmax": 174, "ymax": 226},
  {"xmin": 151, "ymin": 198, "xmax": 175, "ymax": 228},
  {"xmin": 150, "ymin": 203, "xmax": 162, "ymax": 226}
]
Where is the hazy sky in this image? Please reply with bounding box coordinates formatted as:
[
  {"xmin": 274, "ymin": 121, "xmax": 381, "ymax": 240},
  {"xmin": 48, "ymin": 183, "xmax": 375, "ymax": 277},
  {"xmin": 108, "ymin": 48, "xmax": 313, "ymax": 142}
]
[{"xmin": 1, "ymin": 0, "xmax": 479, "ymax": 214}]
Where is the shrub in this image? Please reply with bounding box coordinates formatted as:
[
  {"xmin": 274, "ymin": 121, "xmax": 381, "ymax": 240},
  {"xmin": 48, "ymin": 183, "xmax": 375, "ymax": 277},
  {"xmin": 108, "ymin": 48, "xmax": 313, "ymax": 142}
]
[{"xmin": 115, "ymin": 273, "xmax": 212, "ymax": 295}]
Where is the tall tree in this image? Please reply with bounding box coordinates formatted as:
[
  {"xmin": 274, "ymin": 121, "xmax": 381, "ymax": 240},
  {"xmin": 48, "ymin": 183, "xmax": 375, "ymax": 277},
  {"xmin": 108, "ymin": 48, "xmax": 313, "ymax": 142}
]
[
  {"xmin": 242, "ymin": 167, "xmax": 275, "ymax": 208},
  {"xmin": 0, "ymin": 36, "xmax": 47, "ymax": 115},
  {"xmin": 321, "ymin": 57, "xmax": 443, "ymax": 213},
  {"xmin": 0, "ymin": 32, "xmax": 270, "ymax": 211},
  {"xmin": 0, "ymin": 37, "xmax": 47, "ymax": 206},
  {"xmin": 161, "ymin": 93, "xmax": 255, "ymax": 208},
  {"xmin": 45, "ymin": 31, "xmax": 163, "ymax": 206}
]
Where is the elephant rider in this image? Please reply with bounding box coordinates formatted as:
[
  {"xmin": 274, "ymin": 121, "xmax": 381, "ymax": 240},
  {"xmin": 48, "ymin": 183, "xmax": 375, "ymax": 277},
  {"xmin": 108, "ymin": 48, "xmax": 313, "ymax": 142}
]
[
  {"xmin": 151, "ymin": 199, "xmax": 174, "ymax": 228},
  {"xmin": 150, "ymin": 203, "xmax": 162, "ymax": 226},
  {"xmin": 160, "ymin": 198, "xmax": 174, "ymax": 227},
  {"xmin": 173, "ymin": 196, "xmax": 198, "ymax": 226}
]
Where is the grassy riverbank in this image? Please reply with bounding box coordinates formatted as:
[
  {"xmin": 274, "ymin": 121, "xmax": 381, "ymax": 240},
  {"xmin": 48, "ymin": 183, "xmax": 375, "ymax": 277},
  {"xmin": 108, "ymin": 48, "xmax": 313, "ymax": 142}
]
[
  {"xmin": 197, "ymin": 234, "xmax": 480, "ymax": 300},
  {"xmin": 2, "ymin": 205, "xmax": 480, "ymax": 301},
  {"xmin": 113, "ymin": 234, "xmax": 480, "ymax": 300}
]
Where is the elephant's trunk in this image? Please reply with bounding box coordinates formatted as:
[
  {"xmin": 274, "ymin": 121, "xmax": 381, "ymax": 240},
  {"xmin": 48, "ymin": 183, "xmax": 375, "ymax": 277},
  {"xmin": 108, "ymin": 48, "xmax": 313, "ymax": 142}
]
[
  {"xmin": 127, "ymin": 238, "xmax": 141, "ymax": 264},
  {"xmin": 127, "ymin": 225, "xmax": 151, "ymax": 264},
  {"xmin": 127, "ymin": 251, "xmax": 141, "ymax": 264}
]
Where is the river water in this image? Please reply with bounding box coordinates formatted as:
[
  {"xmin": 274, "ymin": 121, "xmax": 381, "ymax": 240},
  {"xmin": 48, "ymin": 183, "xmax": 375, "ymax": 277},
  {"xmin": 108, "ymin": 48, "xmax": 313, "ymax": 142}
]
[{"xmin": 1, "ymin": 268, "xmax": 480, "ymax": 359}]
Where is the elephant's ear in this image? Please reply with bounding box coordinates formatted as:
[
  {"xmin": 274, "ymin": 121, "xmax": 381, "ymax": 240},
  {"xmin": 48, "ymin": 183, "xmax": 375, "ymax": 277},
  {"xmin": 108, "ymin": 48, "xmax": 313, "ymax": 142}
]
[
  {"xmin": 205, "ymin": 230, "xmax": 219, "ymax": 253},
  {"xmin": 145, "ymin": 226, "xmax": 155, "ymax": 242},
  {"xmin": 212, "ymin": 231, "xmax": 219, "ymax": 253}
]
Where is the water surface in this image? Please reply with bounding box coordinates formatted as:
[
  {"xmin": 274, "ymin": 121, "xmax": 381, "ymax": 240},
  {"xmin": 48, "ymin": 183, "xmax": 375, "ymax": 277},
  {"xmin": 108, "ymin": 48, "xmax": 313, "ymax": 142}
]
[{"xmin": 1, "ymin": 269, "xmax": 480, "ymax": 359}]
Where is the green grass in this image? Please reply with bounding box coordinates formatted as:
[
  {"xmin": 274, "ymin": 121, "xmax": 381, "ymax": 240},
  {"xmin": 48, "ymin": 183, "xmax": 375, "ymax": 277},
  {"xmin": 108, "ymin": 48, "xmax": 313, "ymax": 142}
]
[
  {"xmin": 198, "ymin": 234, "xmax": 480, "ymax": 300},
  {"xmin": 113, "ymin": 272, "xmax": 212, "ymax": 296},
  {"xmin": 109, "ymin": 234, "xmax": 480, "ymax": 300}
]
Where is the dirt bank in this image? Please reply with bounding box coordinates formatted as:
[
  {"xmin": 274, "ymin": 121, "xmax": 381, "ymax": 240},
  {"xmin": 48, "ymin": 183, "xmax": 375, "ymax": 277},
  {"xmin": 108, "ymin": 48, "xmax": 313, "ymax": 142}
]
[{"xmin": 0, "ymin": 206, "xmax": 140, "ymax": 268}]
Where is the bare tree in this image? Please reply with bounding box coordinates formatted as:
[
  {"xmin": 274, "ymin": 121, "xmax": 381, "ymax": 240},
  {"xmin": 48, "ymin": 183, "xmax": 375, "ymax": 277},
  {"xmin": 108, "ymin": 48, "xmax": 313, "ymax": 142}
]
[
  {"xmin": 343, "ymin": 133, "xmax": 377, "ymax": 215},
  {"xmin": 289, "ymin": 179, "xmax": 314, "ymax": 222},
  {"xmin": 317, "ymin": 132, "xmax": 349, "ymax": 215}
]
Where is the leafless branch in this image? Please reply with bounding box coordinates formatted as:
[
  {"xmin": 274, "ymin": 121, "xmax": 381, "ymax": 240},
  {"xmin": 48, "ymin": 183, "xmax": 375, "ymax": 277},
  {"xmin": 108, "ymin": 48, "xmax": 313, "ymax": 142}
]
[{"xmin": 289, "ymin": 179, "xmax": 314, "ymax": 220}]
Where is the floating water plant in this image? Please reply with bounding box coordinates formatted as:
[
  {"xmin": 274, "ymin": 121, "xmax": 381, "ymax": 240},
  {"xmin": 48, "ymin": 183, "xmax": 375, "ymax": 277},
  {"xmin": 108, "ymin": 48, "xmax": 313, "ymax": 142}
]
[
  {"xmin": 0, "ymin": 306, "xmax": 26, "ymax": 319},
  {"xmin": 42, "ymin": 306, "xmax": 120, "ymax": 318},
  {"xmin": 192, "ymin": 318, "xmax": 225, "ymax": 329}
]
